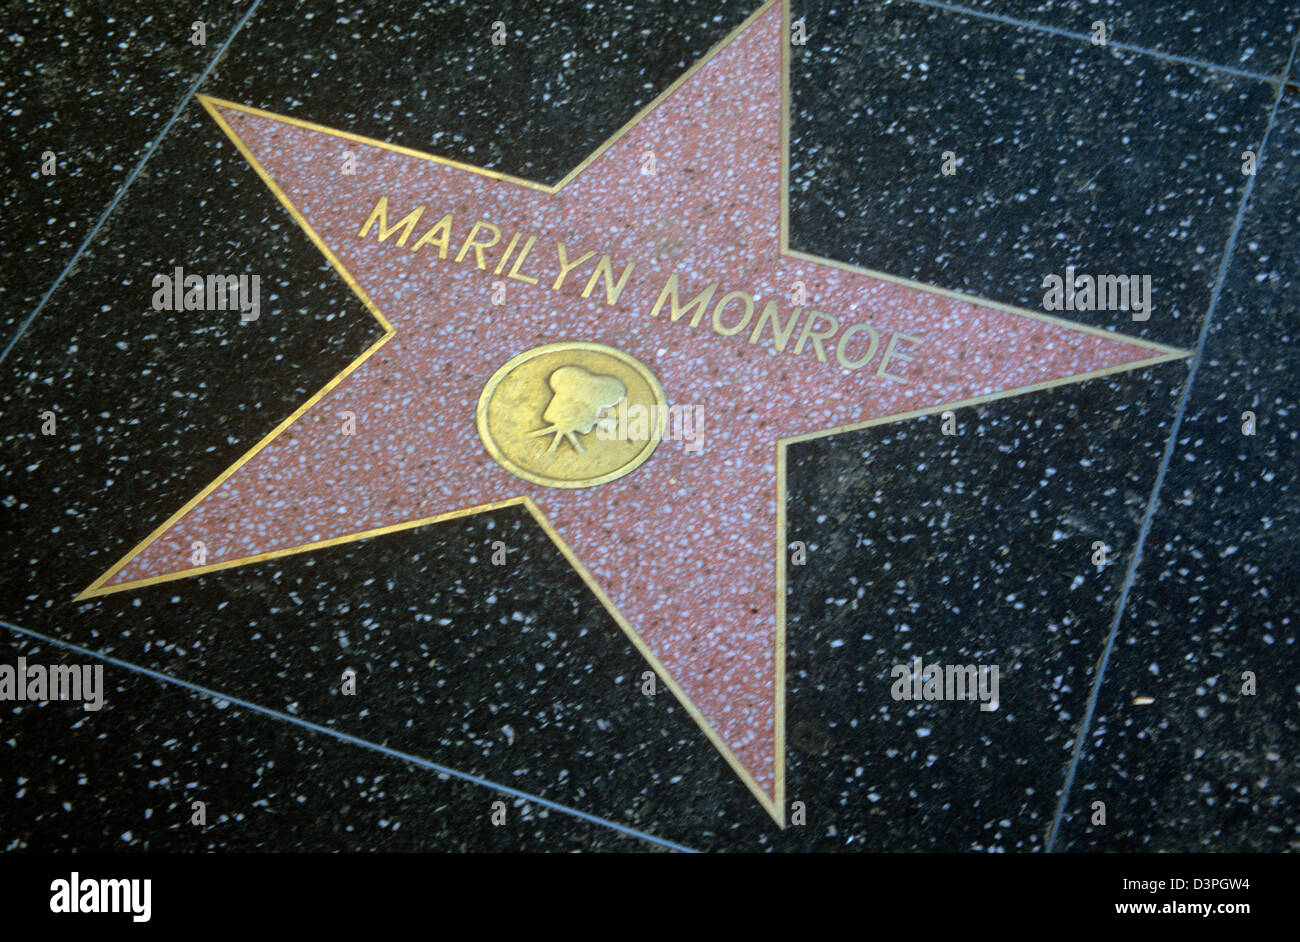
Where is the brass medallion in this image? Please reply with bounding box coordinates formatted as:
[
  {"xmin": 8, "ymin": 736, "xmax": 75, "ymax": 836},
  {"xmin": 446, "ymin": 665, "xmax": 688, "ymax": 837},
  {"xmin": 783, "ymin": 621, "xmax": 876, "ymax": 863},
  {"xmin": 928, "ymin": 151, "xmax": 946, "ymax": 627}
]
[{"xmin": 476, "ymin": 342, "xmax": 666, "ymax": 488}]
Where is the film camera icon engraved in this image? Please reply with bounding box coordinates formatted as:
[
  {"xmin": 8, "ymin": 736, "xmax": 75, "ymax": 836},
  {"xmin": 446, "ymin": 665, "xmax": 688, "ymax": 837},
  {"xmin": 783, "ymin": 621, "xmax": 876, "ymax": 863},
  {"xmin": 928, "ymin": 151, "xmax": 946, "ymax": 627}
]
[{"xmin": 476, "ymin": 342, "xmax": 665, "ymax": 488}]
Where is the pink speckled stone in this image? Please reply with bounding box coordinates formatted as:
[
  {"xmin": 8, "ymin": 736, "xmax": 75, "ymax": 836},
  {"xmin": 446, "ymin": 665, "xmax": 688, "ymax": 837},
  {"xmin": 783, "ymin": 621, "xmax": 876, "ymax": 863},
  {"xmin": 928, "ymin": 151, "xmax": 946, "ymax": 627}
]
[{"xmin": 105, "ymin": 3, "xmax": 1169, "ymax": 805}]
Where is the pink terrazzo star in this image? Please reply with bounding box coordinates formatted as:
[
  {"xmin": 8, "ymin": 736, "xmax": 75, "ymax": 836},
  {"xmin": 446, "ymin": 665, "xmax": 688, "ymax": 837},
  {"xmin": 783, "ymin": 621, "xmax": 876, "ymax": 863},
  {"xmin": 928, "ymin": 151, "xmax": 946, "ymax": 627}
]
[{"xmin": 84, "ymin": 1, "xmax": 1180, "ymax": 822}]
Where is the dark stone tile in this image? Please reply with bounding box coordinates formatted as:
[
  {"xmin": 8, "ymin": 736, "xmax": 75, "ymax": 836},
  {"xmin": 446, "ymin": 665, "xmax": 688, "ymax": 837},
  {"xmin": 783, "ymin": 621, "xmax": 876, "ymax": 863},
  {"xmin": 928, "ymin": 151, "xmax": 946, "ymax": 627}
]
[
  {"xmin": 0, "ymin": 100, "xmax": 384, "ymax": 610},
  {"xmin": 959, "ymin": 0, "xmax": 1298, "ymax": 76},
  {"xmin": 204, "ymin": 0, "xmax": 761, "ymax": 185},
  {"xmin": 789, "ymin": 0, "xmax": 1278, "ymax": 350},
  {"xmin": 0, "ymin": 629, "xmax": 663, "ymax": 851},
  {"xmin": 0, "ymin": 1, "xmax": 250, "ymax": 344},
  {"xmin": 1054, "ymin": 96, "xmax": 1300, "ymax": 853},
  {"xmin": 779, "ymin": 360, "xmax": 1185, "ymax": 850}
]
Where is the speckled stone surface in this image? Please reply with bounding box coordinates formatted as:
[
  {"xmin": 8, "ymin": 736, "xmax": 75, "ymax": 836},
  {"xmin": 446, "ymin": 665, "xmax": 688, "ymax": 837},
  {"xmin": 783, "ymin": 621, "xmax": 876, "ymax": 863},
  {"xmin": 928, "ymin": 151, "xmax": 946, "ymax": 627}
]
[
  {"xmin": 960, "ymin": 0, "xmax": 1299, "ymax": 75},
  {"xmin": 1053, "ymin": 96, "xmax": 1300, "ymax": 853},
  {"xmin": 1, "ymin": 0, "xmax": 1295, "ymax": 851},
  {"xmin": 779, "ymin": 360, "xmax": 1186, "ymax": 849},
  {"xmin": 0, "ymin": 631, "xmax": 653, "ymax": 851},
  {"xmin": 0, "ymin": 1, "xmax": 250, "ymax": 340},
  {"xmin": 789, "ymin": 0, "xmax": 1281, "ymax": 350}
]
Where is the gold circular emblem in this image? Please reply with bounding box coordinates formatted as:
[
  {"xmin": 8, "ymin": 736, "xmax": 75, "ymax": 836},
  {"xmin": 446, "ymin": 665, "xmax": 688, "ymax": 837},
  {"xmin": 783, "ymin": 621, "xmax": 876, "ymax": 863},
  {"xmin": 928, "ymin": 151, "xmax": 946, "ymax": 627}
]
[{"xmin": 476, "ymin": 342, "xmax": 666, "ymax": 488}]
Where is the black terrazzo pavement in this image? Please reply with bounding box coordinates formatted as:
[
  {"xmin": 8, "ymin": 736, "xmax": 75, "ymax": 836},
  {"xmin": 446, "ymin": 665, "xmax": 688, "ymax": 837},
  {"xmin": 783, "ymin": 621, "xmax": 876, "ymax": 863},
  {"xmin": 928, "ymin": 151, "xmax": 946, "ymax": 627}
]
[
  {"xmin": 789, "ymin": 0, "xmax": 1276, "ymax": 350},
  {"xmin": 2, "ymin": 0, "xmax": 1296, "ymax": 852},
  {"xmin": 782, "ymin": 360, "xmax": 1187, "ymax": 851},
  {"xmin": 1052, "ymin": 94, "xmax": 1300, "ymax": 853},
  {"xmin": 961, "ymin": 0, "xmax": 1297, "ymax": 75},
  {"xmin": 0, "ymin": 631, "xmax": 654, "ymax": 851},
  {"xmin": 0, "ymin": 1, "xmax": 253, "ymax": 340}
]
